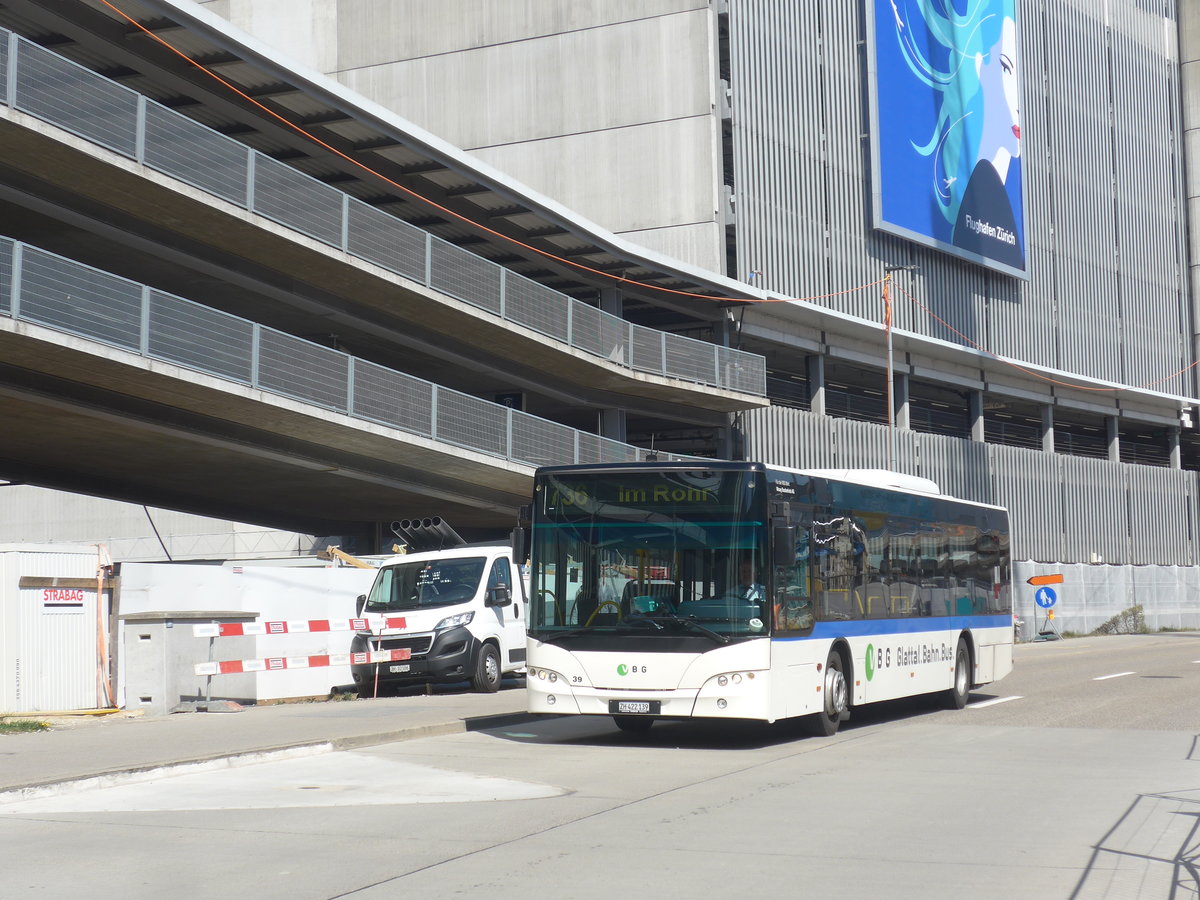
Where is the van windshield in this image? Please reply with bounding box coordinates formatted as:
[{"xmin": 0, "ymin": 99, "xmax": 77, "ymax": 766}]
[{"xmin": 364, "ymin": 557, "xmax": 486, "ymax": 612}]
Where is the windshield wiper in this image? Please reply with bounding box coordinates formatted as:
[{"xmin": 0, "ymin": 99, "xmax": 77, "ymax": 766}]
[
  {"xmin": 617, "ymin": 614, "xmax": 664, "ymax": 632},
  {"xmin": 668, "ymin": 615, "xmax": 730, "ymax": 644},
  {"xmin": 618, "ymin": 614, "xmax": 729, "ymax": 644},
  {"xmin": 534, "ymin": 627, "xmax": 593, "ymax": 645}
]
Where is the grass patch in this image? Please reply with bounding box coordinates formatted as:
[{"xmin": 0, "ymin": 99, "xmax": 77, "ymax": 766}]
[{"xmin": 0, "ymin": 718, "xmax": 50, "ymax": 734}]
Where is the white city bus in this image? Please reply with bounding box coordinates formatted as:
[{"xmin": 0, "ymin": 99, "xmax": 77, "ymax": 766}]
[{"xmin": 526, "ymin": 462, "xmax": 1012, "ymax": 734}]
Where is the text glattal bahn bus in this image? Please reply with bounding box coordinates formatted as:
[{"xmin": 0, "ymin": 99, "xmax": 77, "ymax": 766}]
[{"xmin": 525, "ymin": 462, "xmax": 1012, "ymax": 734}]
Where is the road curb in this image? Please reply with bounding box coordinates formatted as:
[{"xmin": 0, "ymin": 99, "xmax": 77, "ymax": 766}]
[{"xmin": 0, "ymin": 711, "xmax": 547, "ymax": 802}]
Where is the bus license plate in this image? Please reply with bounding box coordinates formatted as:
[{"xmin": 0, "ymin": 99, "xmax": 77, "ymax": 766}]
[
  {"xmin": 610, "ymin": 700, "xmax": 659, "ymax": 715},
  {"xmin": 389, "ymin": 664, "xmax": 411, "ymax": 674}
]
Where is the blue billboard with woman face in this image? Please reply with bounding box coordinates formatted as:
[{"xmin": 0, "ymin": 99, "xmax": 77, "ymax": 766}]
[{"xmin": 869, "ymin": 0, "xmax": 1026, "ymax": 277}]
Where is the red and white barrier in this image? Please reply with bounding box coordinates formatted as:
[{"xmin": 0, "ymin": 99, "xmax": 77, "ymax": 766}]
[
  {"xmin": 192, "ymin": 617, "xmax": 406, "ymax": 638},
  {"xmin": 195, "ymin": 648, "xmax": 411, "ymax": 676}
]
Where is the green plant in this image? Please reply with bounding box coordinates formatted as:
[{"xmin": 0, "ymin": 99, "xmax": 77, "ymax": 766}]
[
  {"xmin": 1092, "ymin": 605, "xmax": 1147, "ymax": 636},
  {"xmin": 0, "ymin": 718, "xmax": 50, "ymax": 734}
]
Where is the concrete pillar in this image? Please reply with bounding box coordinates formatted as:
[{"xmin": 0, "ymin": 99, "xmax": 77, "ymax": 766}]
[
  {"xmin": 894, "ymin": 372, "xmax": 910, "ymax": 430},
  {"xmin": 1041, "ymin": 405, "xmax": 1055, "ymax": 454},
  {"xmin": 1170, "ymin": 425, "xmax": 1182, "ymax": 469},
  {"xmin": 1106, "ymin": 416, "xmax": 1120, "ymax": 463},
  {"xmin": 807, "ymin": 355, "xmax": 826, "ymax": 415},
  {"xmin": 599, "ymin": 408, "xmax": 626, "ymax": 442},
  {"xmin": 599, "ymin": 286, "xmax": 623, "ymax": 318},
  {"xmin": 968, "ymin": 390, "xmax": 985, "ymax": 442},
  {"xmin": 1177, "ymin": 6, "xmax": 1200, "ymax": 397}
]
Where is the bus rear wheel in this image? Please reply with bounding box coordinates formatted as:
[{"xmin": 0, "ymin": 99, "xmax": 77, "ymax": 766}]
[
  {"xmin": 945, "ymin": 638, "xmax": 971, "ymax": 709},
  {"xmin": 806, "ymin": 651, "xmax": 848, "ymax": 737}
]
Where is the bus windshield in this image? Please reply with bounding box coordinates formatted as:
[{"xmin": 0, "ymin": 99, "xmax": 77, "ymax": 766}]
[{"xmin": 529, "ymin": 468, "xmax": 767, "ymax": 642}]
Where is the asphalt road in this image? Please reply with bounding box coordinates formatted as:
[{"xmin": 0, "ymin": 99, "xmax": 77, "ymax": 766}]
[{"xmin": 2, "ymin": 633, "xmax": 1197, "ymax": 899}]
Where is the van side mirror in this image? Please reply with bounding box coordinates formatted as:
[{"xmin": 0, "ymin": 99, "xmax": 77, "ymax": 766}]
[
  {"xmin": 488, "ymin": 583, "xmax": 512, "ymax": 607},
  {"xmin": 355, "ymin": 593, "xmax": 367, "ymax": 617}
]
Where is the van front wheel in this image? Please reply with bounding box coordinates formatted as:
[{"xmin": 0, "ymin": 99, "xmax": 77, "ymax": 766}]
[{"xmin": 471, "ymin": 643, "xmax": 501, "ymax": 693}]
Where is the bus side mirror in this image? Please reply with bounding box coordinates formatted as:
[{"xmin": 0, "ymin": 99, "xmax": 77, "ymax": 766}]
[
  {"xmin": 489, "ymin": 584, "xmax": 512, "ymax": 607},
  {"xmin": 355, "ymin": 593, "xmax": 367, "ymax": 617},
  {"xmin": 772, "ymin": 524, "xmax": 796, "ymax": 567}
]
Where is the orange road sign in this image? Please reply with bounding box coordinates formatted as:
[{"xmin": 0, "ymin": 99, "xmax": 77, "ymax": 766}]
[{"xmin": 1027, "ymin": 574, "xmax": 1064, "ymax": 586}]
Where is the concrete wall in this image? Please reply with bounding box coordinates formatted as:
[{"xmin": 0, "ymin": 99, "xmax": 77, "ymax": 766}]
[
  {"xmin": 116, "ymin": 561, "xmax": 378, "ymax": 706},
  {"xmin": 0, "ymin": 485, "xmax": 318, "ymax": 562},
  {"xmin": 200, "ymin": 0, "xmax": 726, "ymax": 272}
]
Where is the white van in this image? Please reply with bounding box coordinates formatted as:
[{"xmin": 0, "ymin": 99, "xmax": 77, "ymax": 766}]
[{"xmin": 351, "ymin": 544, "xmax": 526, "ymax": 695}]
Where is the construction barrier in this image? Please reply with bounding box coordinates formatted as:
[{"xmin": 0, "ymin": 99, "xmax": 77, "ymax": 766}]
[
  {"xmin": 192, "ymin": 617, "xmax": 405, "ymax": 637},
  {"xmin": 195, "ymin": 649, "xmax": 410, "ymax": 676},
  {"xmin": 190, "ymin": 616, "xmax": 409, "ymax": 682}
]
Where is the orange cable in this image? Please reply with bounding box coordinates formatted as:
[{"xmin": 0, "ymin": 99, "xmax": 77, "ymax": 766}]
[
  {"xmin": 896, "ymin": 284, "xmax": 1200, "ymax": 394},
  {"xmin": 97, "ymin": 0, "xmax": 884, "ymax": 307}
]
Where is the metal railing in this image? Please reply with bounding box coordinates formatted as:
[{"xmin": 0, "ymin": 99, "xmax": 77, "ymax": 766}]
[
  {"xmin": 0, "ymin": 28, "xmax": 766, "ymax": 397},
  {"xmin": 1, "ymin": 236, "xmax": 696, "ymax": 468}
]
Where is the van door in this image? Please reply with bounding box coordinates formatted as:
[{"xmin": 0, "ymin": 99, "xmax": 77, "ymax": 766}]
[{"xmin": 486, "ymin": 556, "xmax": 526, "ymax": 668}]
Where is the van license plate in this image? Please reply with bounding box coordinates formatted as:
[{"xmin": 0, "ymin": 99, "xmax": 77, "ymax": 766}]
[
  {"xmin": 389, "ymin": 664, "xmax": 411, "ymax": 674},
  {"xmin": 617, "ymin": 701, "xmax": 650, "ymax": 714}
]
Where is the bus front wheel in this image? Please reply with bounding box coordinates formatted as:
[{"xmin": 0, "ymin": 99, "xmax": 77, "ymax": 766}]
[
  {"xmin": 945, "ymin": 638, "xmax": 971, "ymax": 709},
  {"xmin": 806, "ymin": 651, "xmax": 848, "ymax": 737}
]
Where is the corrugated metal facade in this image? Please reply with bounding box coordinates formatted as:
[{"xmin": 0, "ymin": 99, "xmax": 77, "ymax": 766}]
[
  {"xmin": 743, "ymin": 406, "xmax": 1199, "ymax": 567},
  {"xmin": 727, "ymin": 0, "xmax": 1192, "ymax": 390},
  {"xmin": 0, "ymin": 546, "xmax": 105, "ymax": 713}
]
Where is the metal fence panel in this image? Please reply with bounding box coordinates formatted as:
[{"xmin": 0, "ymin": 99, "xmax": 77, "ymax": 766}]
[
  {"xmin": 741, "ymin": 406, "xmax": 838, "ymax": 468},
  {"xmin": 143, "ymin": 101, "xmax": 250, "ymax": 206},
  {"xmin": 629, "ymin": 325, "xmax": 664, "ymax": 374},
  {"xmin": 1127, "ymin": 465, "xmax": 1196, "ymax": 566},
  {"xmin": 505, "ymin": 273, "xmax": 569, "ymax": 342},
  {"xmin": 569, "ymin": 301, "xmax": 611, "ymax": 359},
  {"xmin": 146, "ymin": 290, "xmax": 253, "ymax": 383},
  {"xmin": 664, "ymin": 333, "xmax": 716, "ymax": 386},
  {"xmin": 350, "ymin": 359, "xmax": 433, "ymax": 436},
  {"xmin": 0, "ymin": 238, "xmax": 11, "ymax": 314},
  {"xmin": 251, "ymin": 153, "xmax": 344, "ymax": 248},
  {"xmin": 19, "ymin": 247, "xmax": 141, "ymax": 350},
  {"xmin": 511, "ymin": 410, "xmax": 576, "ymax": 466},
  {"xmin": 0, "ymin": 29, "xmax": 9, "ymax": 105},
  {"xmin": 720, "ymin": 346, "xmax": 767, "ymax": 395},
  {"xmin": 1059, "ymin": 455, "xmax": 1131, "ymax": 565},
  {"xmin": 990, "ymin": 444, "xmax": 1065, "ymax": 563},
  {"xmin": 916, "ymin": 432, "xmax": 992, "ymax": 504},
  {"xmin": 434, "ymin": 388, "xmax": 507, "ymax": 456},
  {"xmin": 429, "ymin": 238, "xmax": 502, "ymax": 314},
  {"xmin": 346, "ymin": 202, "xmax": 427, "ymax": 284},
  {"xmin": 256, "ymin": 327, "xmax": 350, "ymax": 412},
  {"xmin": 14, "ymin": 39, "xmax": 138, "ymax": 158}
]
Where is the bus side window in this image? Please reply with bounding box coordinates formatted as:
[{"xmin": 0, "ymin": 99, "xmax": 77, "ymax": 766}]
[{"xmin": 773, "ymin": 525, "xmax": 813, "ymax": 633}]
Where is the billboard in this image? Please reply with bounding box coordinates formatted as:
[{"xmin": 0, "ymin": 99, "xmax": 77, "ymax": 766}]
[{"xmin": 869, "ymin": 0, "xmax": 1026, "ymax": 277}]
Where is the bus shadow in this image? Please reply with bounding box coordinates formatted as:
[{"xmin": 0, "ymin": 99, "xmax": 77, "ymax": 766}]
[{"xmin": 489, "ymin": 691, "xmax": 965, "ymax": 751}]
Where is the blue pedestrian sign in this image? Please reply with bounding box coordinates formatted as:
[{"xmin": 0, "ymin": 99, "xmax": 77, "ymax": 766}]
[{"xmin": 1035, "ymin": 586, "xmax": 1057, "ymax": 608}]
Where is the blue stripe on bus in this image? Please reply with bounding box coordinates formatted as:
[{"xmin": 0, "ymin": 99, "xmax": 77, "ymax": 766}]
[{"xmin": 774, "ymin": 614, "xmax": 1012, "ymax": 640}]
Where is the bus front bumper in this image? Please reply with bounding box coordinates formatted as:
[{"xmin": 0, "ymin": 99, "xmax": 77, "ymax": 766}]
[{"xmin": 526, "ymin": 670, "xmax": 772, "ymax": 720}]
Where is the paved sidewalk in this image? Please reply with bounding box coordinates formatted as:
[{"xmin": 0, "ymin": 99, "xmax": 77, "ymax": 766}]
[{"xmin": 0, "ymin": 680, "xmax": 533, "ymax": 796}]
